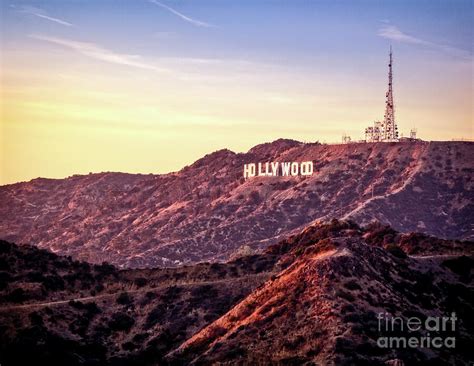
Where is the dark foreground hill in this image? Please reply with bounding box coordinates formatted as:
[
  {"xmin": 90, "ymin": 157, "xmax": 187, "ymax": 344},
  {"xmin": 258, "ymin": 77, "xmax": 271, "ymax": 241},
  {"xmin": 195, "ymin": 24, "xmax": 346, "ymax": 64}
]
[
  {"xmin": 1, "ymin": 220, "xmax": 473, "ymax": 365},
  {"xmin": 0, "ymin": 238, "xmax": 280, "ymax": 366},
  {"xmin": 0, "ymin": 140, "xmax": 473, "ymax": 268}
]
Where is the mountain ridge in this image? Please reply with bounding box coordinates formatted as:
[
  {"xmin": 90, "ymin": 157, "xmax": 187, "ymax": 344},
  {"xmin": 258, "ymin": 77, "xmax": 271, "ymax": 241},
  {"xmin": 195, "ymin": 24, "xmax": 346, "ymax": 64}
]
[
  {"xmin": 1, "ymin": 140, "xmax": 472, "ymax": 268},
  {"xmin": 169, "ymin": 221, "xmax": 474, "ymax": 365},
  {"xmin": 1, "ymin": 220, "xmax": 473, "ymax": 365}
]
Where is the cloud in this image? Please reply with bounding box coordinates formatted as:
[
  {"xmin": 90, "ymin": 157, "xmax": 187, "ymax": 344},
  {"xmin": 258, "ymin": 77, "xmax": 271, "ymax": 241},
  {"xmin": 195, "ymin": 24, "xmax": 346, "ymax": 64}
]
[
  {"xmin": 12, "ymin": 5, "xmax": 73, "ymax": 27},
  {"xmin": 148, "ymin": 0, "xmax": 214, "ymax": 28},
  {"xmin": 30, "ymin": 34, "xmax": 169, "ymax": 73},
  {"xmin": 378, "ymin": 25, "xmax": 472, "ymax": 60},
  {"xmin": 378, "ymin": 25, "xmax": 430, "ymax": 46}
]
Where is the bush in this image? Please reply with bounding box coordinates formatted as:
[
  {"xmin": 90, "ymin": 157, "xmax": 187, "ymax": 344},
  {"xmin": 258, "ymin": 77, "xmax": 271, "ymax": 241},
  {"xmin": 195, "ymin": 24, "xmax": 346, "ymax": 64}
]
[
  {"xmin": 6, "ymin": 288, "xmax": 27, "ymax": 303},
  {"xmin": 384, "ymin": 244, "xmax": 407, "ymax": 259},
  {"xmin": 43, "ymin": 275, "xmax": 65, "ymax": 291},
  {"xmin": 145, "ymin": 304, "xmax": 166, "ymax": 329},
  {"xmin": 122, "ymin": 341, "xmax": 138, "ymax": 351},
  {"xmin": 134, "ymin": 277, "xmax": 147, "ymax": 287},
  {"xmin": 0, "ymin": 271, "xmax": 12, "ymax": 290},
  {"xmin": 117, "ymin": 292, "xmax": 132, "ymax": 305},
  {"xmin": 29, "ymin": 312, "xmax": 44, "ymax": 326},
  {"xmin": 69, "ymin": 300, "xmax": 84, "ymax": 309},
  {"xmin": 84, "ymin": 302, "xmax": 101, "ymax": 316},
  {"xmin": 335, "ymin": 289, "xmax": 355, "ymax": 302},
  {"xmin": 442, "ymin": 256, "xmax": 474, "ymax": 280},
  {"xmin": 109, "ymin": 313, "xmax": 135, "ymax": 332},
  {"xmin": 364, "ymin": 222, "xmax": 398, "ymax": 247},
  {"xmin": 248, "ymin": 190, "xmax": 261, "ymax": 204},
  {"xmin": 343, "ymin": 280, "xmax": 362, "ymax": 291}
]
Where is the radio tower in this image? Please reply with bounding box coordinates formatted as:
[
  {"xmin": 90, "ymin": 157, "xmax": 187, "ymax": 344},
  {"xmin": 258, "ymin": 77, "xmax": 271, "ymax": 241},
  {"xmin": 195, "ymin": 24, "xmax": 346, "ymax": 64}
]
[{"xmin": 383, "ymin": 46, "xmax": 398, "ymax": 141}]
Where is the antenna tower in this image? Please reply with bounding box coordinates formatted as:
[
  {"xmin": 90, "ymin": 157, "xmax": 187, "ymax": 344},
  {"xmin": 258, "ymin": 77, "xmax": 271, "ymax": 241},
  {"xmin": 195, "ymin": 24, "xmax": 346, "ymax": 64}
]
[{"xmin": 383, "ymin": 46, "xmax": 398, "ymax": 141}]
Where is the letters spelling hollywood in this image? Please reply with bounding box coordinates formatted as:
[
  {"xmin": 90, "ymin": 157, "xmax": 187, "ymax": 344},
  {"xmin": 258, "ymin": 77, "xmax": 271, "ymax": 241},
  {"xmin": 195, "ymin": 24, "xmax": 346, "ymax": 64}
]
[{"xmin": 243, "ymin": 161, "xmax": 313, "ymax": 179}]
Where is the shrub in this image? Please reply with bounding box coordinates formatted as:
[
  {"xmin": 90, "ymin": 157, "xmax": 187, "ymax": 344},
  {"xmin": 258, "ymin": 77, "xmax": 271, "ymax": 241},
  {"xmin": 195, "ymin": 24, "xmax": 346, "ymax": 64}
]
[
  {"xmin": 384, "ymin": 244, "xmax": 407, "ymax": 259},
  {"xmin": 145, "ymin": 291, "xmax": 156, "ymax": 299},
  {"xmin": 0, "ymin": 271, "xmax": 11, "ymax": 290},
  {"xmin": 248, "ymin": 190, "xmax": 261, "ymax": 204},
  {"xmin": 29, "ymin": 312, "xmax": 44, "ymax": 326},
  {"xmin": 336, "ymin": 289, "xmax": 355, "ymax": 302},
  {"xmin": 122, "ymin": 341, "xmax": 138, "ymax": 351},
  {"xmin": 134, "ymin": 277, "xmax": 147, "ymax": 287},
  {"xmin": 84, "ymin": 302, "xmax": 102, "ymax": 316},
  {"xmin": 69, "ymin": 300, "xmax": 84, "ymax": 309},
  {"xmin": 6, "ymin": 288, "xmax": 27, "ymax": 303},
  {"xmin": 43, "ymin": 275, "xmax": 65, "ymax": 291},
  {"xmin": 442, "ymin": 256, "xmax": 474, "ymax": 280},
  {"xmin": 364, "ymin": 222, "xmax": 398, "ymax": 247},
  {"xmin": 145, "ymin": 304, "xmax": 166, "ymax": 329},
  {"xmin": 343, "ymin": 280, "xmax": 362, "ymax": 291},
  {"xmin": 117, "ymin": 292, "xmax": 132, "ymax": 305},
  {"xmin": 109, "ymin": 313, "xmax": 135, "ymax": 332}
]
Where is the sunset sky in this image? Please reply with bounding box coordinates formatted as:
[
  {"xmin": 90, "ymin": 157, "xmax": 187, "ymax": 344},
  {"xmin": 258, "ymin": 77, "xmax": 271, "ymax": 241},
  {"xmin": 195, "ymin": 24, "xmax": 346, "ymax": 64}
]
[{"xmin": 1, "ymin": 0, "xmax": 472, "ymax": 184}]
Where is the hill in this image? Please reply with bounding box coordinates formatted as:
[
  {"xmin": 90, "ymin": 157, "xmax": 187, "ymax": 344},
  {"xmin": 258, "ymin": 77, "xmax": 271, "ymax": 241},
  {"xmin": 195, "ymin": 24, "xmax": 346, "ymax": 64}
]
[
  {"xmin": 0, "ymin": 239, "xmax": 280, "ymax": 365},
  {"xmin": 0, "ymin": 220, "xmax": 473, "ymax": 365},
  {"xmin": 0, "ymin": 140, "xmax": 472, "ymax": 267},
  {"xmin": 171, "ymin": 221, "xmax": 474, "ymax": 365}
]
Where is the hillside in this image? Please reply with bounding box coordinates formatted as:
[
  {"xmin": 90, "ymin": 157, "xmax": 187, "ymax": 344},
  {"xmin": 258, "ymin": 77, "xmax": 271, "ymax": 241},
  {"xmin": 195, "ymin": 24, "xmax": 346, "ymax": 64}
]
[
  {"xmin": 0, "ymin": 140, "xmax": 472, "ymax": 267},
  {"xmin": 1, "ymin": 221, "xmax": 472, "ymax": 365},
  {"xmin": 0, "ymin": 239, "xmax": 280, "ymax": 366},
  {"xmin": 171, "ymin": 221, "xmax": 474, "ymax": 365}
]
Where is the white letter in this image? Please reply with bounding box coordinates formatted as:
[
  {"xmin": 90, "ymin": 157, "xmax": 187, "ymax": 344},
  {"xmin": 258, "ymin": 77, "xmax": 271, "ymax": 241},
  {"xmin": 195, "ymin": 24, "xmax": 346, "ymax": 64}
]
[
  {"xmin": 408, "ymin": 337, "xmax": 419, "ymax": 348},
  {"xmin": 407, "ymin": 317, "xmax": 421, "ymax": 332},
  {"xmin": 291, "ymin": 162, "xmax": 298, "ymax": 176},
  {"xmin": 265, "ymin": 162, "xmax": 270, "ymax": 176},
  {"xmin": 377, "ymin": 337, "xmax": 388, "ymax": 348},
  {"xmin": 281, "ymin": 162, "xmax": 291, "ymax": 176},
  {"xmin": 300, "ymin": 161, "xmax": 313, "ymax": 176},
  {"xmin": 377, "ymin": 312, "xmax": 384, "ymax": 331},
  {"xmin": 445, "ymin": 337, "xmax": 456, "ymax": 348},
  {"xmin": 243, "ymin": 163, "xmax": 256, "ymax": 179},
  {"xmin": 425, "ymin": 316, "xmax": 439, "ymax": 332},
  {"xmin": 258, "ymin": 162, "xmax": 264, "ymax": 176},
  {"xmin": 431, "ymin": 337, "xmax": 443, "ymax": 348},
  {"xmin": 391, "ymin": 316, "xmax": 404, "ymax": 331},
  {"xmin": 271, "ymin": 162, "xmax": 279, "ymax": 176},
  {"xmin": 450, "ymin": 313, "xmax": 457, "ymax": 331}
]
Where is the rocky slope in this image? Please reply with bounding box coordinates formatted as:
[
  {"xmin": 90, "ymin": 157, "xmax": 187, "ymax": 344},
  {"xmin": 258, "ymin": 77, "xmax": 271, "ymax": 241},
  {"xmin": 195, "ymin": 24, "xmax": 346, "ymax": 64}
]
[
  {"xmin": 0, "ymin": 140, "xmax": 472, "ymax": 267},
  {"xmin": 1, "ymin": 221, "xmax": 472, "ymax": 365},
  {"xmin": 0, "ymin": 239, "xmax": 279, "ymax": 366},
  {"xmin": 170, "ymin": 221, "xmax": 474, "ymax": 365}
]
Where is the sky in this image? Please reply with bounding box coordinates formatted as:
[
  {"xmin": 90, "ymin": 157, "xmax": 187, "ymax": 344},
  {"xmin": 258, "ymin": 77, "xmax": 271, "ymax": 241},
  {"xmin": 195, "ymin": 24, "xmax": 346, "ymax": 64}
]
[{"xmin": 1, "ymin": 0, "xmax": 473, "ymax": 184}]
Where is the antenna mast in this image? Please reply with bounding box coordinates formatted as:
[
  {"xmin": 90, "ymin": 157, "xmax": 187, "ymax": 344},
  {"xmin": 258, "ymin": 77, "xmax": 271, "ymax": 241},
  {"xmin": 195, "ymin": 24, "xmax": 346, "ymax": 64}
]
[{"xmin": 383, "ymin": 46, "xmax": 398, "ymax": 141}]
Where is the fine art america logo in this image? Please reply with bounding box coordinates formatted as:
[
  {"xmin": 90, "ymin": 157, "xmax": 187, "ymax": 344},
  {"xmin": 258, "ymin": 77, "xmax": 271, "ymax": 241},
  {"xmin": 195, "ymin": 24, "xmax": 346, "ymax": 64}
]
[
  {"xmin": 243, "ymin": 161, "xmax": 314, "ymax": 179},
  {"xmin": 377, "ymin": 312, "xmax": 457, "ymax": 349}
]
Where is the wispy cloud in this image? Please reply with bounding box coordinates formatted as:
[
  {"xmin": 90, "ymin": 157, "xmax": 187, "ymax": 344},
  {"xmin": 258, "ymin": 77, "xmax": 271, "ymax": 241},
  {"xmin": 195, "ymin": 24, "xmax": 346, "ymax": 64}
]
[
  {"xmin": 378, "ymin": 24, "xmax": 472, "ymax": 60},
  {"xmin": 30, "ymin": 34, "xmax": 169, "ymax": 73},
  {"xmin": 378, "ymin": 25, "xmax": 429, "ymax": 46},
  {"xmin": 148, "ymin": 0, "xmax": 214, "ymax": 28},
  {"xmin": 12, "ymin": 5, "xmax": 73, "ymax": 27}
]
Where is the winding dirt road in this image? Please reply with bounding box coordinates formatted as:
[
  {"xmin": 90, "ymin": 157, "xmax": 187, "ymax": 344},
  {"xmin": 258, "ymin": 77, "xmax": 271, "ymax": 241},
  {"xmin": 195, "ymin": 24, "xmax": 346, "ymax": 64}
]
[{"xmin": 0, "ymin": 272, "xmax": 274, "ymax": 312}]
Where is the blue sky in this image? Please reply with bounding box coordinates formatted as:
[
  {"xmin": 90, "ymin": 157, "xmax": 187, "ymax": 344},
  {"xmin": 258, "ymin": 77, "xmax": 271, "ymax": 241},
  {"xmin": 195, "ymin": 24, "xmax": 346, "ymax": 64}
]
[{"xmin": 2, "ymin": 1, "xmax": 472, "ymax": 66}]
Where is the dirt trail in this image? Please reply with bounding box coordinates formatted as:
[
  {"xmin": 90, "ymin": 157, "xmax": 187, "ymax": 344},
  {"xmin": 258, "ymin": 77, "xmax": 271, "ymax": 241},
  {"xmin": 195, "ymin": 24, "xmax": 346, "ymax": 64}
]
[
  {"xmin": 0, "ymin": 272, "xmax": 275, "ymax": 312},
  {"xmin": 341, "ymin": 141, "xmax": 431, "ymax": 220}
]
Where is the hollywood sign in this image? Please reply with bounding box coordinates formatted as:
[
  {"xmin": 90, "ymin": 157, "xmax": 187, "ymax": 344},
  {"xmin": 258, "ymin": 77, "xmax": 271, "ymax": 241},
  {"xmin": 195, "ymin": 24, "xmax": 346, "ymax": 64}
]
[{"xmin": 243, "ymin": 161, "xmax": 314, "ymax": 179}]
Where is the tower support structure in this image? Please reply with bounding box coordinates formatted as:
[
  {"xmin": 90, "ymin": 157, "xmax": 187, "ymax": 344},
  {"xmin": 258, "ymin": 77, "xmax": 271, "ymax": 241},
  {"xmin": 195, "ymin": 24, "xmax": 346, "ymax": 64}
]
[
  {"xmin": 383, "ymin": 46, "xmax": 398, "ymax": 141},
  {"xmin": 364, "ymin": 47, "xmax": 399, "ymax": 142}
]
